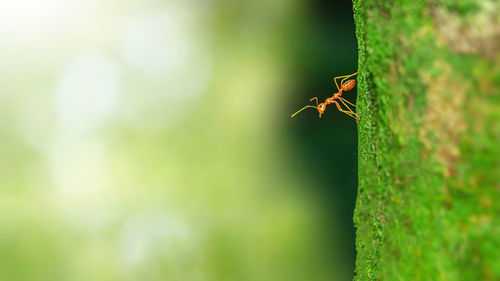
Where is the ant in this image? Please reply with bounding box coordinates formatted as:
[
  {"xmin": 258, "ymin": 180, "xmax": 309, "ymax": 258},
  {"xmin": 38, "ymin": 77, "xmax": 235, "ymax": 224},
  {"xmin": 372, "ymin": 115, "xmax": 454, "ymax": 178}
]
[{"xmin": 291, "ymin": 70, "xmax": 359, "ymax": 122}]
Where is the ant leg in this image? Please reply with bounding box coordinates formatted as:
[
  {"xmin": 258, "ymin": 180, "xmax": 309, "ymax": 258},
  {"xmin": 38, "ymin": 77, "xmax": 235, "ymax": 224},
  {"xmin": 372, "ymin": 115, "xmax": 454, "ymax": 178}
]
[
  {"xmin": 332, "ymin": 100, "xmax": 359, "ymax": 122},
  {"xmin": 310, "ymin": 97, "xmax": 319, "ymax": 107},
  {"xmin": 339, "ymin": 98, "xmax": 360, "ymax": 121},
  {"xmin": 341, "ymin": 98, "xmax": 356, "ymax": 107},
  {"xmin": 339, "ymin": 97, "xmax": 359, "ymax": 120}
]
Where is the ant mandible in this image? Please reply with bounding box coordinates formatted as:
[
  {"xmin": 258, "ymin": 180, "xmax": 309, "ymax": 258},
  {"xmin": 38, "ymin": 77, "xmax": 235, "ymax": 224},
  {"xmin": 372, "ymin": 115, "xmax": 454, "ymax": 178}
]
[{"xmin": 291, "ymin": 70, "xmax": 360, "ymax": 122}]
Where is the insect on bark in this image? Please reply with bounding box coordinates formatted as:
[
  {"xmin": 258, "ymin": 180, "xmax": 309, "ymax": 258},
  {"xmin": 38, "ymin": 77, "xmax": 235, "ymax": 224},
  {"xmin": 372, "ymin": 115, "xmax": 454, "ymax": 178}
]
[{"xmin": 291, "ymin": 70, "xmax": 359, "ymax": 122}]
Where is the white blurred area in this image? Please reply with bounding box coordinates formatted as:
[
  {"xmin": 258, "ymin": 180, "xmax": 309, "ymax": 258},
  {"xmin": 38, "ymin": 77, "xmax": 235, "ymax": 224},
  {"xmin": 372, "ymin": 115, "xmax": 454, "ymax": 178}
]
[
  {"xmin": 0, "ymin": 0, "xmax": 352, "ymax": 280},
  {"xmin": 1, "ymin": 0, "xmax": 214, "ymax": 277},
  {"xmin": 0, "ymin": 0, "xmax": 80, "ymax": 34},
  {"xmin": 54, "ymin": 53, "xmax": 120, "ymax": 135},
  {"xmin": 122, "ymin": 12, "xmax": 192, "ymax": 77}
]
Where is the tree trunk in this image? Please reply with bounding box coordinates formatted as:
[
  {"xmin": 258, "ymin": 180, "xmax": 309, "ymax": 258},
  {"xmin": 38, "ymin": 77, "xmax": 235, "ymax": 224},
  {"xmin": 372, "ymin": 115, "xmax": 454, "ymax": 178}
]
[{"xmin": 352, "ymin": 0, "xmax": 499, "ymax": 280}]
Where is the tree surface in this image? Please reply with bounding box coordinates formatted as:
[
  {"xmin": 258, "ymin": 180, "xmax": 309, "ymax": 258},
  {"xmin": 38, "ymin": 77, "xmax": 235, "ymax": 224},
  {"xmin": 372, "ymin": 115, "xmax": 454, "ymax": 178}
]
[{"xmin": 352, "ymin": 0, "xmax": 499, "ymax": 280}]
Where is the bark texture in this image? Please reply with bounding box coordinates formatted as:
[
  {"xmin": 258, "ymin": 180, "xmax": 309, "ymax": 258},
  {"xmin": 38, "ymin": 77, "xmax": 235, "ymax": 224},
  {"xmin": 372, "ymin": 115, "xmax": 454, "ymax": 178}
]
[{"xmin": 352, "ymin": 0, "xmax": 499, "ymax": 280}]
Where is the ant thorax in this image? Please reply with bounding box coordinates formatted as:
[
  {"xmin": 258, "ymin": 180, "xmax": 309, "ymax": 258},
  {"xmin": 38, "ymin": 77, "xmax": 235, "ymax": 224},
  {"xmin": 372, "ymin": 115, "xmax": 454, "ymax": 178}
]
[{"xmin": 325, "ymin": 97, "xmax": 336, "ymax": 104}]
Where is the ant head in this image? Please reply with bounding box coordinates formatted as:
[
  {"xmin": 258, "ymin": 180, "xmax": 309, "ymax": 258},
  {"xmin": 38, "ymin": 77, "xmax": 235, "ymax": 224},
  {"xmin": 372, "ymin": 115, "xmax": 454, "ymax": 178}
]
[{"xmin": 317, "ymin": 103, "xmax": 326, "ymax": 117}]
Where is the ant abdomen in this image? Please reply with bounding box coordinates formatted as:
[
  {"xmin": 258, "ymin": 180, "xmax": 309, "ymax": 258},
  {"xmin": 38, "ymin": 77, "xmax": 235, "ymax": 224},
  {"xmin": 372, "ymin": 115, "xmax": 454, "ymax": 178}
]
[{"xmin": 342, "ymin": 79, "xmax": 356, "ymax": 91}]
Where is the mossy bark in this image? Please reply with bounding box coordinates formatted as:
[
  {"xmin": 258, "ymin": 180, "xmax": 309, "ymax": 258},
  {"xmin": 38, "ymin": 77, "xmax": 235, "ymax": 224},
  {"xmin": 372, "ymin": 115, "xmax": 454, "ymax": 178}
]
[{"xmin": 352, "ymin": 0, "xmax": 499, "ymax": 280}]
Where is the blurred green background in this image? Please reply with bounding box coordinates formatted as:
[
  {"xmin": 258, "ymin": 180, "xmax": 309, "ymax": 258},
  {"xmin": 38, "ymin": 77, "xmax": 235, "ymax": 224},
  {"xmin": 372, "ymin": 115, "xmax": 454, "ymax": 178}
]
[{"xmin": 0, "ymin": 0, "xmax": 358, "ymax": 280}]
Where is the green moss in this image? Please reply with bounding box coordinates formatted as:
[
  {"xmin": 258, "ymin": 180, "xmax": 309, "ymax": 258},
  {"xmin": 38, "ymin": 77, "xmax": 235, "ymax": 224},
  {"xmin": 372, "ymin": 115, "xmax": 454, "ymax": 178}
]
[{"xmin": 352, "ymin": 0, "xmax": 499, "ymax": 280}]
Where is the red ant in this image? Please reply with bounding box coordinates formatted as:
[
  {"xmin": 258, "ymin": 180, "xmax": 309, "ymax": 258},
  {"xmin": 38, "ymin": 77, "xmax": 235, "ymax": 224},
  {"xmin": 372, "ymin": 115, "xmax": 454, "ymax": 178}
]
[{"xmin": 291, "ymin": 70, "xmax": 359, "ymax": 122}]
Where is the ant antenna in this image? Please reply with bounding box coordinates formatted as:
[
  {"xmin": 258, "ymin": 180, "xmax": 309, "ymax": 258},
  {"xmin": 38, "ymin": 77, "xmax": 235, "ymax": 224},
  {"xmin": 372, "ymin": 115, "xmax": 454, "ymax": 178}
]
[
  {"xmin": 291, "ymin": 105, "xmax": 318, "ymax": 118},
  {"xmin": 310, "ymin": 97, "xmax": 319, "ymax": 107}
]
